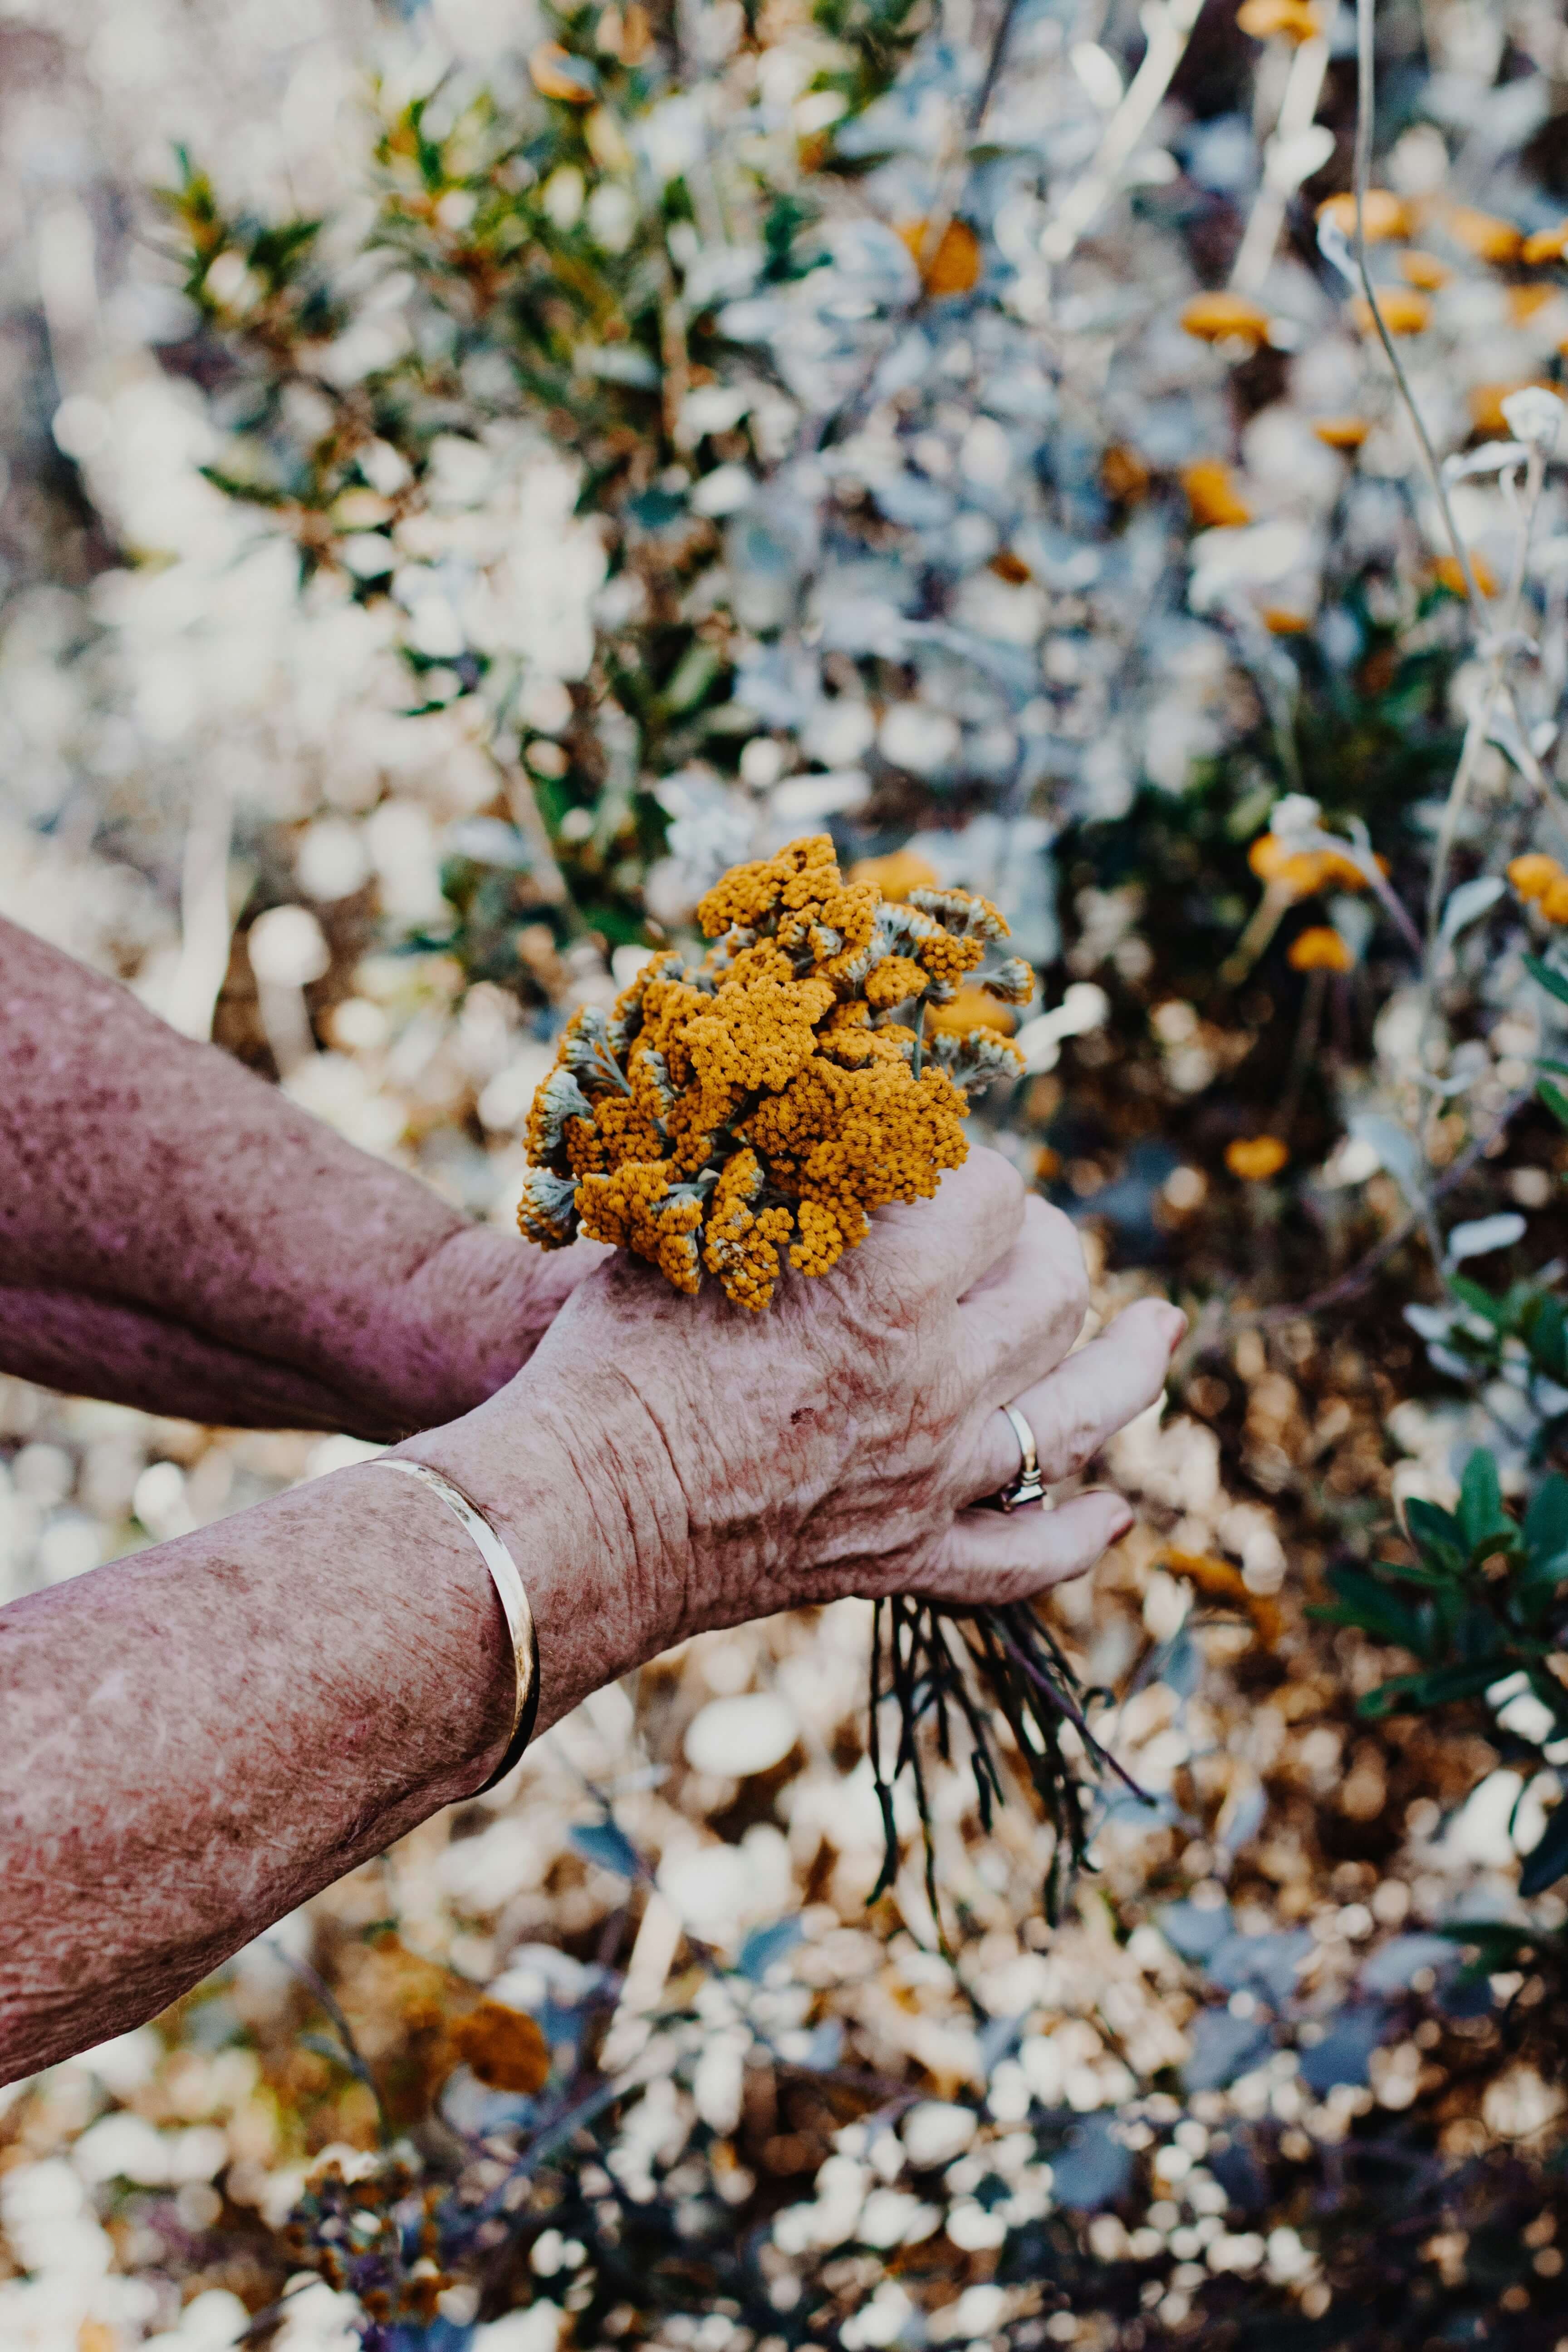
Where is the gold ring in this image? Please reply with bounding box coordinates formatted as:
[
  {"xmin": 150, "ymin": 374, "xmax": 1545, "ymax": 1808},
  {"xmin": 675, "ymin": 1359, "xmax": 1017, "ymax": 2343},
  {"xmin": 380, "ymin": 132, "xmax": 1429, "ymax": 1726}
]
[{"xmin": 977, "ymin": 1402, "xmax": 1051, "ymax": 1513}]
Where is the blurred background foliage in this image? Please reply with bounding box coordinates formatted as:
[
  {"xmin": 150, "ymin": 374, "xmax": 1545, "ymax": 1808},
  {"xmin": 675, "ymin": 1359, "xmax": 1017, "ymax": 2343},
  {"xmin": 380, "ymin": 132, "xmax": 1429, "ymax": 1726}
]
[{"xmin": 10, "ymin": 0, "xmax": 1568, "ymax": 2347}]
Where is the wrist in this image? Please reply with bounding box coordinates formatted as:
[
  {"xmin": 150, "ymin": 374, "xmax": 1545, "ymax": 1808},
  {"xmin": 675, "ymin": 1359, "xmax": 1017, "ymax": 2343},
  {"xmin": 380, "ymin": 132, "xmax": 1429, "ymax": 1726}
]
[
  {"xmin": 394, "ymin": 1354, "xmax": 691, "ymax": 1733},
  {"xmin": 357, "ymin": 1227, "xmax": 609, "ymax": 1440}
]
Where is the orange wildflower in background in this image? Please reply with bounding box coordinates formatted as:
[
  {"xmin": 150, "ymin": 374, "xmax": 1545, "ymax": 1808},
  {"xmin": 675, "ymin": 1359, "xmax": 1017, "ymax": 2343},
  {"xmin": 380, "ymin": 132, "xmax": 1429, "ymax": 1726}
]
[
  {"xmin": 1180, "ymin": 292, "xmax": 1271, "ymax": 348},
  {"xmin": 1469, "ymin": 382, "xmax": 1553, "ymax": 436},
  {"xmin": 1226, "ymin": 1136, "xmax": 1289, "ymax": 1180},
  {"xmin": 1235, "ymin": 0, "xmax": 1323, "ymax": 42},
  {"xmin": 520, "ymin": 837, "xmax": 1033, "ymax": 1308},
  {"xmin": 1183, "ymin": 459, "xmax": 1252, "ymax": 528},
  {"xmin": 1313, "ymin": 416, "xmax": 1371, "ymax": 450},
  {"xmin": 898, "ymin": 218, "xmax": 981, "ymax": 297},
  {"xmin": 1508, "ymin": 853, "xmax": 1560, "ymax": 902},
  {"xmin": 1508, "ymin": 285, "xmax": 1558, "ymax": 326},
  {"xmin": 1444, "ymin": 206, "xmax": 1523, "ymax": 263},
  {"xmin": 849, "ymin": 848, "xmax": 939, "ymax": 901},
  {"xmin": 1353, "ymin": 288, "xmax": 1430, "ymax": 336},
  {"xmin": 926, "ymin": 984, "xmax": 1017, "ymax": 1036},
  {"xmin": 1163, "ymin": 1548, "xmax": 1285, "ymax": 1646},
  {"xmin": 529, "ymin": 40, "xmax": 596, "ymax": 100},
  {"xmin": 1288, "ymin": 926, "xmax": 1354, "ymax": 971},
  {"xmin": 1524, "ymin": 221, "xmax": 1568, "ymax": 265},
  {"xmin": 1249, "ymin": 833, "xmax": 1371, "ymax": 897},
  {"xmin": 1513, "ymin": 854, "xmax": 1568, "ymax": 923},
  {"xmin": 1400, "ymin": 250, "xmax": 1451, "ymax": 290},
  {"xmin": 1434, "ymin": 550, "xmax": 1497, "ymax": 598},
  {"xmin": 1317, "ymin": 189, "xmax": 1408, "ymax": 242},
  {"xmin": 449, "ymin": 2001, "xmax": 551, "ymax": 2094}
]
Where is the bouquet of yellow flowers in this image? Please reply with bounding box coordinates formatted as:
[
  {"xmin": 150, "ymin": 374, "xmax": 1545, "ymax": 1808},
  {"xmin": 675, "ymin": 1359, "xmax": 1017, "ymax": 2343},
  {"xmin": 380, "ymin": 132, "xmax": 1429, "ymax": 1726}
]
[
  {"xmin": 518, "ymin": 833, "xmax": 1031, "ymax": 1305},
  {"xmin": 521, "ymin": 836, "xmax": 1132, "ymax": 1924}
]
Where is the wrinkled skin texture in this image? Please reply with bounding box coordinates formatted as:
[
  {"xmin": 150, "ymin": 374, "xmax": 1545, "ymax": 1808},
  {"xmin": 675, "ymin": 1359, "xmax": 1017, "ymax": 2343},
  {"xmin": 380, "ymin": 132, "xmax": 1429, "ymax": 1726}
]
[
  {"xmin": 416, "ymin": 1152, "xmax": 1183, "ymax": 1724},
  {"xmin": 1, "ymin": 1148, "xmax": 1179, "ymax": 2082},
  {"xmin": 0, "ymin": 917, "xmax": 608, "ymax": 1436}
]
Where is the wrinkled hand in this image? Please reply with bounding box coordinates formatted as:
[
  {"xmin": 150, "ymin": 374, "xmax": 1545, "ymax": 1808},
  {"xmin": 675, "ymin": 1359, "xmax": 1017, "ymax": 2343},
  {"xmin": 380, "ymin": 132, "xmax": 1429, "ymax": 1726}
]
[
  {"xmin": 418, "ymin": 1149, "xmax": 1182, "ymax": 1730},
  {"xmin": 375, "ymin": 1226, "xmax": 612, "ymax": 1436}
]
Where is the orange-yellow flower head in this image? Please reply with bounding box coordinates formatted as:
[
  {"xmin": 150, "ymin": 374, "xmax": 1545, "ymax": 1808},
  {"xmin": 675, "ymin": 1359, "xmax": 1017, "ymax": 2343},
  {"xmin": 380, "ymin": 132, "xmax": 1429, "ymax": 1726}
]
[
  {"xmin": 1235, "ymin": 0, "xmax": 1323, "ymax": 43},
  {"xmin": 1509, "ymin": 853, "xmax": 1562, "ymax": 904},
  {"xmin": 1227, "ymin": 1135, "xmax": 1289, "ymax": 1180},
  {"xmin": 1248, "ymin": 832, "xmax": 1372, "ymax": 898},
  {"xmin": 1317, "ymin": 189, "xmax": 1408, "ymax": 244},
  {"xmin": 1184, "ymin": 460, "xmax": 1253, "ymax": 529},
  {"xmin": 1288, "ymin": 925, "xmax": 1354, "ymax": 972},
  {"xmin": 519, "ymin": 837, "xmax": 1034, "ymax": 1308},
  {"xmin": 1180, "ymin": 293, "xmax": 1272, "ymax": 350},
  {"xmin": 1352, "ymin": 287, "xmax": 1430, "ymax": 337}
]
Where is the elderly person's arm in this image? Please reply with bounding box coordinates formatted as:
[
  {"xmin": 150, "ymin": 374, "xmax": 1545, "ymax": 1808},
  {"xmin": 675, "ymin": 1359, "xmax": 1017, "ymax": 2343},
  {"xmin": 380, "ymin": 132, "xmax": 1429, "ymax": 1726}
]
[
  {"xmin": 0, "ymin": 918, "xmax": 603, "ymax": 1438},
  {"xmin": 0, "ymin": 1153, "xmax": 1183, "ymax": 2083}
]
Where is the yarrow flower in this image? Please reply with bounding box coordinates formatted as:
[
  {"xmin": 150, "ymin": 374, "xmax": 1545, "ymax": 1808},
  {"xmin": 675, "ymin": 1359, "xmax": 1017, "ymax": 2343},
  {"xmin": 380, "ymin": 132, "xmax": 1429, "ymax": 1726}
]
[{"xmin": 519, "ymin": 835, "xmax": 1032, "ymax": 1309}]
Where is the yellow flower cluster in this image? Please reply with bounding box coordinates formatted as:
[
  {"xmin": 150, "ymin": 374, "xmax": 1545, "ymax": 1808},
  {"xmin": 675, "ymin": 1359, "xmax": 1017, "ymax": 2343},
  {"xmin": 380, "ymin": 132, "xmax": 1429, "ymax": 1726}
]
[
  {"xmin": 1248, "ymin": 831, "xmax": 1374, "ymax": 899},
  {"xmin": 519, "ymin": 835, "xmax": 1034, "ymax": 1308},
  {"xmin": 1509, "ymin": 852, "xmax": 1568, "ymax": 924}
]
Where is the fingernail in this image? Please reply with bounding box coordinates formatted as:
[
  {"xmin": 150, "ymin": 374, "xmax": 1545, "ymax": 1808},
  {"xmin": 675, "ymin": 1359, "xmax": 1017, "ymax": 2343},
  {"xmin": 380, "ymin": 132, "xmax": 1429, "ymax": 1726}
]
[
  {"xmin": 1160, "ymin": 1305, "xmax": 1188, "ymax": 1349},
  {"xmin": 1105, "ymin": 1501, "xmax": 1134, "ymax": 1543}
]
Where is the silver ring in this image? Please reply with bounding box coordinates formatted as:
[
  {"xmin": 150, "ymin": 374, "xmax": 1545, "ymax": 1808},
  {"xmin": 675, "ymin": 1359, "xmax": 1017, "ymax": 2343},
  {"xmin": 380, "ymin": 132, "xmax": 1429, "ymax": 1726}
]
[{"xmin": 977, "ymin": 1402, "xmax": 1051, "ymax": 1514}]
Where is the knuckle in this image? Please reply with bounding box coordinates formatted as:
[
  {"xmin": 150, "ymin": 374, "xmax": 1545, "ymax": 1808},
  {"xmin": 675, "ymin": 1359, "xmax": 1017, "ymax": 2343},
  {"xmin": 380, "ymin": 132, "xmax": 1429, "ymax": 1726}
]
[
  {"xmin": 1032, "ymin": 1201, "xmax": 1090, "ymax": 1307},
  {"xmin": 962, "ymin": 1145, "xmax": 1026, "ymax": 1225}
]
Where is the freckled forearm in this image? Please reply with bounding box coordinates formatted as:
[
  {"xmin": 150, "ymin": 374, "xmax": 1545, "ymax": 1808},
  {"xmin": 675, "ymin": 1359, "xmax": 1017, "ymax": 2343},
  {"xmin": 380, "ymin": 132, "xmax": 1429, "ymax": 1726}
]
[
  {"xmin": 0, "ymin": 1385, "xmax": 642, "ymax": 2086},
  {"xmin": 0, "ymin": 1287, "xmax": 375, "ymax": 1435},
  {"xmin": 0, "ymin": 917, "xmax": 592, "ymax": 1433},
  {"xmin": 0, "ymin": 1464, "xmax": 522, "ymax": 2082}
]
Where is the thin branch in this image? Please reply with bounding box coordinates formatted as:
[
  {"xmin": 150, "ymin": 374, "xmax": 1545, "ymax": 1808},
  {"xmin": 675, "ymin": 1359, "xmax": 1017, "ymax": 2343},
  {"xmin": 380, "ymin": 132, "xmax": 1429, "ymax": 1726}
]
[
  {"xmin": 1352, "ymin": 0, "xmax": 1486, "ymax": 625},
  {"xmin": 1240, "ymin": 1088, "xmax": 1530, "ymax": 1327},
  {"xmin": 1040, "ymin": 0, "xmax": 1206, "ymax": 264},
  {"xmin": 269, "ymin": 1940, "xmax": 392, "ymax": 2145},
  {"xmin": 1230, "ymin": 32, "xmax": 1331, "ymax": 295}
]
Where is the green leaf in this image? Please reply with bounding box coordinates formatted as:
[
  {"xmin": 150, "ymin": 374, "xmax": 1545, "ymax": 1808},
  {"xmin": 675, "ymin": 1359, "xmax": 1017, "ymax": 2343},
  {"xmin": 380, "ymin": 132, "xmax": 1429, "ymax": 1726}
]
[
  {"xmin": 1525, "ymin": 951, "xmax": 1568, "ymax": 1009},
  {"xmin": 1410, "ymin": 1658, "xmax": 1513, "ymax": 1704},
  {"xmin": 1524, "ymin": 1475, "xmax": 1568, "ymax": 1583},
  {"xmin": 1320, "ymin": 1567, "xmax": 1424, "ymax": 1651},
  {"xmin": 1457, "ymin": 1449, "xmax": 1517, "ymax": 1558},
  {"xmin": 1371, "ymin": 1558, "xmax": 1456, "ymax": 1590},
  {"xmin": 1359, "ymin": 1658, "xmax": 1506, "ymax": 1717},
  {"xmin": 1540, "ymin": 1079, "xmax": 1568, "ymax": 1133},
  {"xmin": 1522, "ymin": 1294, "xmax": 1568, "ymax": 1383},
  {"xmin": 1519, "ymin": 1797, "xmax": 1568, "ymax": 1897},
  {"xmin": 1450, "ymin": 1274, "xmax": 1506, "ymax": 1324},
  {"xmin": 1404, "ymin": 1497, "xmax": 1465, "ymax": 1572}
]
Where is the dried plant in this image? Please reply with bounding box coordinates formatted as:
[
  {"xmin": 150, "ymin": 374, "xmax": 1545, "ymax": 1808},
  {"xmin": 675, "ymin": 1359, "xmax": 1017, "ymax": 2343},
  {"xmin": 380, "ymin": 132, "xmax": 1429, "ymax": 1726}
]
[{"xmin": 519, "ymin": 833, "xmax": 1031, "ymax": 1308}]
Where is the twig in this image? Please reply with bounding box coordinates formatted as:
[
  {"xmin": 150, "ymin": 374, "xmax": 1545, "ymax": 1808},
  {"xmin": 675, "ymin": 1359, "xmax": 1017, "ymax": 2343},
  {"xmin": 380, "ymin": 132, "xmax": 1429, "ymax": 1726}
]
[
  {"xmin": 1351, "ymin": 0, "xmax": 1486, "ymax": 626},
  {"xmin": 269, "ymin": 1940, "xmax": 392, "ymax": 2145},
  {"xmin": 810, "ymin": 0, "xmax": 1026, "ymax": 454},
  {"xmin": 1240, "ymin": 1088, "xmax": 1530, "ymax": 1326},
  {"xmin": 1230, "ymin": 32, "xmax": 1331, "ymax": 294},
  {"xmin": 1039, "ymin": 0, "xmax": 1205, "ymax": 264},
  {"xmin": 970, "ymin": 0, "xmax": 1024, "ymax": 130},
  {"xmin": 1413, "ymin": 442, "xmax": 1547, "ymax": 1094}
]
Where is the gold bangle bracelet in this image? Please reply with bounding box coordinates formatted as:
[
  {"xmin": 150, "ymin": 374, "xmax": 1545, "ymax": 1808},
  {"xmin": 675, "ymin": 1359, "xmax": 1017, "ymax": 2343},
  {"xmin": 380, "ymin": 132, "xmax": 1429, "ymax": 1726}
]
[{"xmin": 377, "ymin": 1458, "xmax": 540, "ymax": 1792}]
